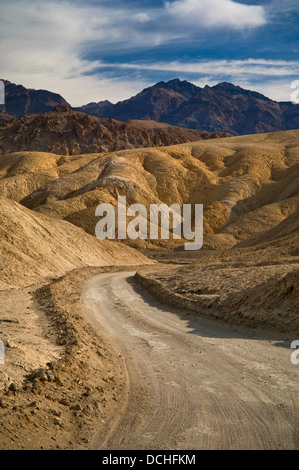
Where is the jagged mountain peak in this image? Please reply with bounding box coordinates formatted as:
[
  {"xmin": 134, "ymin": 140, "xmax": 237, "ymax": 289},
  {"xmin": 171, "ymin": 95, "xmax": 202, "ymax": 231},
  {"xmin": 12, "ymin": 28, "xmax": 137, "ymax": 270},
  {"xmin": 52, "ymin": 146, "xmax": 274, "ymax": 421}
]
[{"xmin": 2, "ymin": 78, "xmax": 299, "ymax": 135}]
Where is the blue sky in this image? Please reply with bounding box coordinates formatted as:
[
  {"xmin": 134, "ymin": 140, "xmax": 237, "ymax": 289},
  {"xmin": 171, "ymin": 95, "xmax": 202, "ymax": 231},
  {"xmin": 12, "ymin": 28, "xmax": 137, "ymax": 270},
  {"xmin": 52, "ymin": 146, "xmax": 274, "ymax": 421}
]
[{"xmin": 0, "ymin": 0, "xmax": 299, "ymax": 105}]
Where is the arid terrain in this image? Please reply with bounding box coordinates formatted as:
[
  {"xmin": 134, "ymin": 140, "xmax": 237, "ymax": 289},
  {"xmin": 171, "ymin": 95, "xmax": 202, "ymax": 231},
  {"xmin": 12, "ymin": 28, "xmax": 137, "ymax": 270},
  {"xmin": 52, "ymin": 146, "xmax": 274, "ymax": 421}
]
[
  {"xmin": 2, "ymin": 78, "xmax": 299, "ymax": 135},
  {"xmin": 0, "ymin": 107, "xmax": 229, "ymax": 156},
  {"xmin": 0, "ymin": 130, "xmax": 298, "ymax": 449},
  {"xmin": 77, "ymin": 79, "xmax": 299, "ymax": 135},
  {"xmin": 1, "ymin": 129, "xmax": 296, "ymax": 251}
]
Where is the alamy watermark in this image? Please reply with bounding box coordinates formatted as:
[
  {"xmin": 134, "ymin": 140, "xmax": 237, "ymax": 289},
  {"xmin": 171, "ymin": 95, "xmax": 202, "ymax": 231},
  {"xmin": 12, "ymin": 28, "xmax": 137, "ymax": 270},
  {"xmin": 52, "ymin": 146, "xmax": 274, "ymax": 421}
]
[
  {"xmin": 290, "ymin": 340, "xmax": 299, "ymax": 365},
  {"xmin": 95, "ymin": 196, "xmax": 203, "ymax": 251},
  {"xmin": 291, "ymin": 80, "xmax": 299, "ymax": 104},
  {"xmin": 0, "ymin": 341, "xmax": 5, "ymax": 365},
  {"xmin": 0, "ymin": 80, "xmax": 5, "ymax": 105}
]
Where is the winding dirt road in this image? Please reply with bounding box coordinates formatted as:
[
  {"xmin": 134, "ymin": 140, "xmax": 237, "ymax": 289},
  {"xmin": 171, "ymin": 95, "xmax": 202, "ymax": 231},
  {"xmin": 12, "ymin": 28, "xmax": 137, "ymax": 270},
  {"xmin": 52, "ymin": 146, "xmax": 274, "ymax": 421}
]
[{"xmin": 84, "ymin": 271, "xmax": 299, "ymax": 450}]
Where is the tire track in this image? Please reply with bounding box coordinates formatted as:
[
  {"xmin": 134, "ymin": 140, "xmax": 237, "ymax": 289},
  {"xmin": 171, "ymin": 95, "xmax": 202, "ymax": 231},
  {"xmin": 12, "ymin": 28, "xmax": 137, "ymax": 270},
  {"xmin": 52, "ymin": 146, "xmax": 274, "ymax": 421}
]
[{"xmin": 85, "ymin": 271, "xmax": 299, "ymax": 450}]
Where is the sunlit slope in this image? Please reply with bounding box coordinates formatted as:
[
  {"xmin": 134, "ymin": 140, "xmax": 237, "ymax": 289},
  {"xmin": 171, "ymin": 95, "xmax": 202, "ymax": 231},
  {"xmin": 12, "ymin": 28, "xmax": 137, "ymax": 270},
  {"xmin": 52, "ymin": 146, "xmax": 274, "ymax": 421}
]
[
  {"xmin": 0, "ymin": 130, "xmax": 298, "ymax": 249},
  {"xmin": 0, "ymin": 196, "xmax": 151, "ymax": 288}
]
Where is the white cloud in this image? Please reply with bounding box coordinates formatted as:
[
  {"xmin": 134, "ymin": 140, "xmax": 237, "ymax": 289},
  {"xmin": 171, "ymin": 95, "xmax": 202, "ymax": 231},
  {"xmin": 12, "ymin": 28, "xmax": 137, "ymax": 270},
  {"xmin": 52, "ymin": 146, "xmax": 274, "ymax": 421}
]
[
  {"xmin": 0, "ymin": 0, "xmax": 277, "ymax": 106},
  {"xmin": 101, "ymin": 58, "xmax": 299, "ymax": 79},
  {"xmin": 247, "ymin": 81, "xmax": 297, "ymax": 102},
  {"xmin": 133, "ymin": 13, "xmax": 151, "ymax": 23},
  {"xmin": 95, "ymin": 58, "xmax": 299, "ymax": 101},
  {"xmin": 0, "ymin": 0, "xmax": 151, "ymax": 105},
  {"xmin": 165, "ymin": 0, "xmax": 266, "ymax": 29}
]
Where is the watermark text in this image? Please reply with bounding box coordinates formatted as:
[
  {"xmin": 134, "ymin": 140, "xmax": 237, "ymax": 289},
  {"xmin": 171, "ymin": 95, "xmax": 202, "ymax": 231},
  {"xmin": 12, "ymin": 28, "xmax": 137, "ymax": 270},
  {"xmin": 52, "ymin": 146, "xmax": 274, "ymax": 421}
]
[
  {"xmin": 0, "ymin": 341, "xmax": 5, "ymax": 365},
  {"xmin": 95, "ymin": 196, "xmax": 203, "ymax": 251},
  {"xmin": 0, "ymin": 80, "xmax": 5, "ymax": 105},
  {"xmin": 290, "ymin": 340, "xmax": 299, "ymax": 365},
  {"xmin": 291, "ymin": 80, "xmax": 299, "ymax": 104}
]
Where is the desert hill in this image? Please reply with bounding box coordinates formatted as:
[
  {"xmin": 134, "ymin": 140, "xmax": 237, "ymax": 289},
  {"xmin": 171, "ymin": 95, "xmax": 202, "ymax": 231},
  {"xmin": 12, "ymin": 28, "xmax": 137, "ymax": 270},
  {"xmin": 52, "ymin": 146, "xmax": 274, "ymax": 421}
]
[
  {"xmin": 0, "ymin": 107, "xmax": 229, "ymax": 156},
  {"xmin": 237, "ymin": 208, "xmax": 299, "ymax": 248},
  {"xmin": 0, "ymin": 196, "xmax": 151, "ymax": 288},
  {"xmin": 135, "ymin": 231, "xmax": 299, "ymax": 331},
  {"xmin": 0, "ymin": 129, "xmax": 298, "ymax": 251}
]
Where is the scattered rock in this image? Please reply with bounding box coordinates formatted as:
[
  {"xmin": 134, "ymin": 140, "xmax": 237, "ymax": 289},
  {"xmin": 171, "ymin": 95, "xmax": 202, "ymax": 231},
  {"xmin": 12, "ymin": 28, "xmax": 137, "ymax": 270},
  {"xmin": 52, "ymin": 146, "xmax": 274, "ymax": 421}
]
[
  {"xmin": 28, "ymin": 401, "xmax": 38, "ymax": 407},
  {"xmin": 54, "ymin": 417, "xmax": 63, "ymax": 427},
  {"xmin": 54, "ymin": 376, "xmax": 63, "ymax": 386},
  {"xmin": 46, "ymin": 372, "xmax": 55, "ymax": 382},
  {"xmin": 9, "ymin": 382, "xmax": 18, "ymax": 392},
  {"xmin": 0, "ymin": 399, "xmax": 7, "ymax": 408},
  {"xmin": 70, "ymin": 404, "xmax": 81, "ymax": 411},
  {"xmin": 38, "ymin": 371, "xmax": 48, "ymax": 382},
  {"xmin": 59, "ymin": 398, "xmax": 70, "ymax": 406}
]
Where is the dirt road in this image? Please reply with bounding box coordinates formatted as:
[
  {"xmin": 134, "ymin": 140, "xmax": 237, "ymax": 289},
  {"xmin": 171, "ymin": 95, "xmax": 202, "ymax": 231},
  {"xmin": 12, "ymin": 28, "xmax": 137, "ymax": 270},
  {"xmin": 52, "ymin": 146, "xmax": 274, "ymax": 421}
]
[{"xmin": 85, "ymin": 271, "xmax": 299, "ymax": 450}]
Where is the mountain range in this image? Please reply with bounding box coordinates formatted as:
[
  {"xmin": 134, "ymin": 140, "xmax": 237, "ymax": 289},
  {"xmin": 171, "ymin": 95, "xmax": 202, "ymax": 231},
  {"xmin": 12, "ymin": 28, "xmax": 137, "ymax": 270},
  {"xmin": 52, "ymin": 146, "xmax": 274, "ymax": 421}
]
[
  {"xmin": 0, "ymin": 107, "xmax": 229, "ymax": 156},
  {"xmin": 0, "ymin": 80, "xmax": 69, "ymax": 119},
  {"xmin": 1, "ymin": 78, "xmax": 299, "ymax": 135},
  {"xmin": 77, "ymin": 79, "xmax": 299, "ymax": 135}
]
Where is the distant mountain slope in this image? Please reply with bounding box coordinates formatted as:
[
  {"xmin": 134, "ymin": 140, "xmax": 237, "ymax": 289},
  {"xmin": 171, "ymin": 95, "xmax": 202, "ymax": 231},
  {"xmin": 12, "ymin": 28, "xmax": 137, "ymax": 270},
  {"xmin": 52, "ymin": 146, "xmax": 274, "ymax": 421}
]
[
  {"xmin": 75, "ymin": 79, "xmax": 197, "ymax": 123},
  {"xmin": 2, "ymin": 78, "xmax": 299, "ymax": 135},
  {"xmin": 77, "ymin": 79, "xmax": 299, "ymax": 135},
  {"xmin": 0, "ymin": 80, "xmax": 70, "ymax": 116},
  {"xmin": 0, "ymin": 107, "xmax": 229, "ymax": 155}
]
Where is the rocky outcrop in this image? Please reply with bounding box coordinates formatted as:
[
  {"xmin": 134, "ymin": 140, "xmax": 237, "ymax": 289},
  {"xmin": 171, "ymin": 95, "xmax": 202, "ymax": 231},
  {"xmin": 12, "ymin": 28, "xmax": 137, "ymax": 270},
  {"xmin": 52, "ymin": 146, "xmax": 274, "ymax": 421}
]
[
  {"xmin": 0, "ymin": 107, "xmax": 230, "ymax": 155},
  {"xmin": 77, "ymin": 79, "xmax": 299, "ymax": 135}
]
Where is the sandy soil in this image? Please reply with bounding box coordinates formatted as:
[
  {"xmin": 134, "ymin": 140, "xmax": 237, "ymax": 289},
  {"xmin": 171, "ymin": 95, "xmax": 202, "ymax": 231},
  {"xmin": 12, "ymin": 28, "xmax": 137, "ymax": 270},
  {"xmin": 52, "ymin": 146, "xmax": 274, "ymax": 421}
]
[
  {"xmin": 85, "ymin": 271, "xmax": 298, "ymax": 450},
  {"xmin": 0, "ymin": 266, "xmax": 142, "ymax": 449},
  {"xmin": 137, "ymin": 238, "xmax": 299, "ymax": 332},
  {"xmin": 0, "ymin": 264, "xmax": 298, "ymax": 450},
  {"xmin": 0, "ymin": 130, "xmax": 298, "ymax": 450}
]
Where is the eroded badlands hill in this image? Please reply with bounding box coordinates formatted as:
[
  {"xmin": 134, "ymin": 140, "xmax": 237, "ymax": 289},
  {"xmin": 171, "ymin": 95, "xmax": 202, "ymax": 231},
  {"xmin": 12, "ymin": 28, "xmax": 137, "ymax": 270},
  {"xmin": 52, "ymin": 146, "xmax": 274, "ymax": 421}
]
[
  {"xmin": 0, "ymin": 129, "xmax": 297, "ymax": 251},
  {"xmin": 0, "ymin": 196, "xmax": 151, "ymax": 288}
]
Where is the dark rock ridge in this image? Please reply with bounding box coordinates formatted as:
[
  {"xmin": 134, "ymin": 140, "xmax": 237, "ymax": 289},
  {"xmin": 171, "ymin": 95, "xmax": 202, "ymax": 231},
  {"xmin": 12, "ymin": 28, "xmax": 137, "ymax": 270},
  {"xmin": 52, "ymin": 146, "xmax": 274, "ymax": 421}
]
[
  {"xmin": 0, "ymin": 107, "xmax": 230, "ymax": 155},
  {"xmin": 76, "ymin": 79, "xmax": 299, "ymax": 135},
  {"xmin": 2, "ymin": 78, "xmax": 299, "ymax": 135},
  {"xmin": 0, "ymin": 80, "xmax": 70, "ymax": 117}
]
